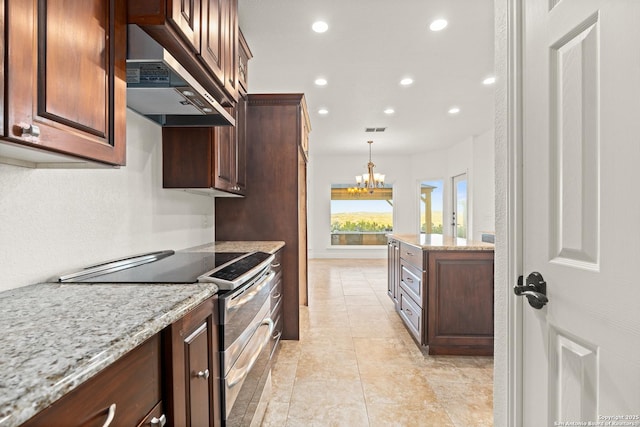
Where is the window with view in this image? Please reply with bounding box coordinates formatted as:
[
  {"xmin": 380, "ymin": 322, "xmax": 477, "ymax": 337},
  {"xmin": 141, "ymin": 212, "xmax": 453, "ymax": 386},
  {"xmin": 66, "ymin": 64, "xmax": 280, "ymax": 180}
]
[
  {"xmin": 330, "ymin": 184, "xmax": 393, "ymax": 245},
  {"xmin": 420, "ymin": 180, "xmax": 444, "ymax": 235}
]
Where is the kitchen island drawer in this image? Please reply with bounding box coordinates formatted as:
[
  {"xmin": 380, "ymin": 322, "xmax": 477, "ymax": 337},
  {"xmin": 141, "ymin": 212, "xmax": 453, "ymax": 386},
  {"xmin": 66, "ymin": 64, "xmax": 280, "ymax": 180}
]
[
  {"xmin": 398, "ymin": 289, "xmax": 423, "ymax": 344},
  {"xmin": 400, "ymin": 242, "xmax": 423, "ymax": 269},
  {"xmin": 22, "ymin": 334, "xmax": 162, "ymax": 427},
  {"xmin": 399, "ymin": 260, "xmax": 423, "ymax": 306}
]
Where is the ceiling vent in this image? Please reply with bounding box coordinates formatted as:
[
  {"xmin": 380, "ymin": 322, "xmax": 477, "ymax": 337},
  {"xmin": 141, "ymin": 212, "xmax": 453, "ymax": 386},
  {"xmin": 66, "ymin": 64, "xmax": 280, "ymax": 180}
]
[{"xmin": 365, "ymin": 127, "xmax": 386, "ymax": 133}]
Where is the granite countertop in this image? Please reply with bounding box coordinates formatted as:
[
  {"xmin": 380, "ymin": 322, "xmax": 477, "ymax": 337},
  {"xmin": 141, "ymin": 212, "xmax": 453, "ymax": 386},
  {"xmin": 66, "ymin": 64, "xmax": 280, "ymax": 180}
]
[
  {"xmin": 0, "ymin": 240, "xmax": 284, "ymax": 427},
  {"xmin": 388, "ymin": 234, "xmax": 494, "ymax": 251},
  {"xmin": 188, "ymin": 240, "xmax": 285, "ymax": 254}
]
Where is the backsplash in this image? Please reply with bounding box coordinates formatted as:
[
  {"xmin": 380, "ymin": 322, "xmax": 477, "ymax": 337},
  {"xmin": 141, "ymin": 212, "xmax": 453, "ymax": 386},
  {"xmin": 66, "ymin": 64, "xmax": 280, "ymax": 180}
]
[{"xmin": 0, "ymin": 110, "xmax": 214, "ymax": 291}]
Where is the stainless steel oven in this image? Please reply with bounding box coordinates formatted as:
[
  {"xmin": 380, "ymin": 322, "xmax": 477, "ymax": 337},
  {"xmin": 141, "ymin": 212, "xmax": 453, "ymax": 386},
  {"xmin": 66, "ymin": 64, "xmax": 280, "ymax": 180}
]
[
  {"xmin": 57, "ymin": 249, "xmax": 278, "ymax": 427},
  {"xmin": 217, "ymin": 261, "xmax": 276, "ymax": 426}
]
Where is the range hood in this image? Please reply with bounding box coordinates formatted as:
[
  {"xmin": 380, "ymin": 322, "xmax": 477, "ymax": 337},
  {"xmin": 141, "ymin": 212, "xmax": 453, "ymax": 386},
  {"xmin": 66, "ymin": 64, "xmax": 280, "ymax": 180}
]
[{"xmin": 126, "ymin": 25, "xmax": 235, "ymax": 127}]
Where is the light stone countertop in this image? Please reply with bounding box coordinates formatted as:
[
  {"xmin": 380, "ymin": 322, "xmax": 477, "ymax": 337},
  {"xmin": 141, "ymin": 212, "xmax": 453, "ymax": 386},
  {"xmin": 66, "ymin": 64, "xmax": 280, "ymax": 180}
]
[
  {"xmin": 388, "ymin": 234, "xmax": 495, "ymax": 251},
  {"xmin": 0, "ymin": 240, "xmax": 284, "ymax": 427},
  {"xmin": 186, "ymin": 240, "xmax": 285, "ymax": 254}
]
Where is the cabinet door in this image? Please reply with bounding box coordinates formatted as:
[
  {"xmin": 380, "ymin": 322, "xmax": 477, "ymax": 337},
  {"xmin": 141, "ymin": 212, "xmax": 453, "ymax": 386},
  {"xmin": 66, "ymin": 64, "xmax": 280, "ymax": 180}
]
[
  {"xmin": 427, "ymin": 251, "xmax": 494, "ymax": 355},
  {"xmin": 200, "ymin": 0, "xmax": 225, "ymax": 84},
  {"xmin": 3, "ymin": 0, "xmax": 126, "ymax": 165},
  {"xmin": 185, "ymin": 323, "xmax": 212, "ymax": 426},
  {"xmin": 387, "ymin": 240, "xmax": 400, "ymax": 307},
  {"xmin": 169, "ymin": 0, "xmax": 201, "ymax": 53},
  {"xmin": 164, "ymin": 297, "xmax": 221, "ymax": 427},
  {"xmin": 234, "ymin": 95, "xmax": 247, "ymax": 192},
  {"xmin": 222, "ymin": 0, "xmax": 239, "ymax": 101},
  {"xmin": 214, "ymin": 124, "xmax": 235, "ymax": 192}
]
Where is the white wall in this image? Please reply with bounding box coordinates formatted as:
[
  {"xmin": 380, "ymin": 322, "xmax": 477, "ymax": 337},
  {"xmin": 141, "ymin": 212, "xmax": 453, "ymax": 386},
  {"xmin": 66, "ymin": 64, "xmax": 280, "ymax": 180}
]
[
  {"xmin": 0, "ymin": 110, "xmax": 215, "ymax": 291},
  {"xmin": 309, "ymin": 128, "xmax": 495, "ymax": 259}
]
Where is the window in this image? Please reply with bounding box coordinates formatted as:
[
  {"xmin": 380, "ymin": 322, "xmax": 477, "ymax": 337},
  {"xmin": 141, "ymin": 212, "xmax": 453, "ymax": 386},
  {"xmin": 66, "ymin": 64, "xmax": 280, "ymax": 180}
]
[
  {"xmin": 330, "ymin": 184, "xmax": 393, "ymax": 245},
  {"xmin": 420, "ymin": 180, "xmax": 444, "ymax": 234}
]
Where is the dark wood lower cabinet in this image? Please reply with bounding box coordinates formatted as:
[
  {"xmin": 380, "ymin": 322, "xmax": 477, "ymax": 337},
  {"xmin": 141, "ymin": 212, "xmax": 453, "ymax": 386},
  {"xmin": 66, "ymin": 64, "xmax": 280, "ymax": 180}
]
[
  {"xmin": 387, "ymin": 239, "xmax": 495, "ymax": 355},
  {"xmin": 21, "ymin": 297, "xmax": 222, "ymax": 427},
  {"xmin": 427, "ymin": 251, "xmax": 494, "ymax": 355},
  {"xmin": 164, "ymin": 296, "xmax": 221, "ymax": 427},
  {"xmin": 22, "ymin": 334, "xmax": 163, "ymax": 427}
]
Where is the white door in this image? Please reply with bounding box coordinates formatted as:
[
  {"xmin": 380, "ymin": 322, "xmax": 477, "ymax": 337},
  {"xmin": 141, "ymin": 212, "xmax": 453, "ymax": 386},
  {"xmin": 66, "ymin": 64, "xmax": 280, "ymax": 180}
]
[
  {"xmin": 519, "ymin": 0, "xmax": 640, "ymax": 425},
  {"xmin": 452, "ymin": 173, "xmax": 467, "ymax": 238}
]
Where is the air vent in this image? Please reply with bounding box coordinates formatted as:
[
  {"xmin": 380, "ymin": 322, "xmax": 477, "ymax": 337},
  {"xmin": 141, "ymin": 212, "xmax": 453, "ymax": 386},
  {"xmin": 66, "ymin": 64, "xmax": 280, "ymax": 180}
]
[{"xmin": 365, "ymin": 127, "xmax": 386, "ymax": 133}]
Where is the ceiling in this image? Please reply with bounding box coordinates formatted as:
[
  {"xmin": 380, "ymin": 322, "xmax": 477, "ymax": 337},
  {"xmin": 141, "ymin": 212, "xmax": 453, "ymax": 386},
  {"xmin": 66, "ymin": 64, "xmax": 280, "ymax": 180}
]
[{"xmin": 237, "ymin": 0, "xmax": 495, "ymax": 156}]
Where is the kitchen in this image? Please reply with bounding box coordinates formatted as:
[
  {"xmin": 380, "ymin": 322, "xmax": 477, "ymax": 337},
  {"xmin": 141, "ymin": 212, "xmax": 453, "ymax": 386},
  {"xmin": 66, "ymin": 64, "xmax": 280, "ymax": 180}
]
[{"xmin": 0, "ymin": 1, "xmax": 496, "ymax": 426}]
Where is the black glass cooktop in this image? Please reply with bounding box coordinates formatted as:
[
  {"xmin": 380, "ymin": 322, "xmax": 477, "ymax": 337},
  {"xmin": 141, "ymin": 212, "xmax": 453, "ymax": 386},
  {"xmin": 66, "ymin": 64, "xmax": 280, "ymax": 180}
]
[{"xmin": 59, "ymin": 251, "xmax": 246, "ymax": 284}]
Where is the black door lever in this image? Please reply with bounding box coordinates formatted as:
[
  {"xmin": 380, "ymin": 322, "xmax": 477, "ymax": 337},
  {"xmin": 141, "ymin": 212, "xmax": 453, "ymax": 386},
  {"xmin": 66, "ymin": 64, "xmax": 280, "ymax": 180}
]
[{"xmin": 514, "ymin": 272, "xmax": 548, "ymax": 309}]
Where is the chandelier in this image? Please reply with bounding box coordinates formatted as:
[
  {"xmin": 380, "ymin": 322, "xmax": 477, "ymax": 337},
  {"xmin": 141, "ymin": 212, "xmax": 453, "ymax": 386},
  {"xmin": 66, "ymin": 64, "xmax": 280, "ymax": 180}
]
[{"xmin": 355, "ymin": 140, "xmax": 385, "ymax": 194}]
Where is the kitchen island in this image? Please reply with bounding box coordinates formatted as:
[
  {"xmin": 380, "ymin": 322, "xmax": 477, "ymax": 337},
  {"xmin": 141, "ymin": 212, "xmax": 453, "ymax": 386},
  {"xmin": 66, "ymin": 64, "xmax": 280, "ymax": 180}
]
[
  {"xmin": 387, "ymin": 234, "xmax": 495, "ymax": 355},
  {"xmin": 0, "ymin": 241, "xmax": 283, "ymax": 427}
]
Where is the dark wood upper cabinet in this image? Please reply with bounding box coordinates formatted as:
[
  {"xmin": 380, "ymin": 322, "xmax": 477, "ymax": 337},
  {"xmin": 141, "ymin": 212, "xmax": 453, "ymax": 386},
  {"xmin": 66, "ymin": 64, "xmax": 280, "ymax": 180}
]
[
  {"xmin": 128, "ymin": 0, "xmax": 239, "ymax": 105},
  {"xmin": 238, "ymin": 29, "xmax": 253, "ymax": 95},
  {"xmin": 0, "ymin": 0, "xmax": 127, "ymax": 166},
  {"xmin": 162, "ymin": 96, "xmax": 247, "ymax": 195},
  {"xmin": 201, "ymin": 0, "xmax": 225, "ymax": 84}
]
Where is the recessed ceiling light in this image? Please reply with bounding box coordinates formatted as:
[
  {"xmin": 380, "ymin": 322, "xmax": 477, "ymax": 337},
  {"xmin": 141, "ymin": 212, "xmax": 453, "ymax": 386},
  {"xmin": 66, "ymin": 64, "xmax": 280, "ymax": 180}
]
[
  {"xmin": 314, "ymin": 78, "xmax": 328, "ymax": 86},
  {"xmin": 483, "ymin": 76, "xmax": 496, "ymax": 85},
  {"xmin": 429, "ymin": 19, "xmax": 448, "ymax": 32},
  {"xmin": 400, "ymin": 78, "xmax": 414, "ymax": 86},
  {"xmin": 318, "ymin": 108, "xmax": 329, "ymax": 115},
  {"xmin": 312, "ymin": 21, "xmax": 328, "ymax": 33},
  {"xmin": 384, "ymin": 108, "xmax": 395, "ymax": 115},
  {"xmin": 448, "ymin": 106, "xmax": 460, "ymax": 114}
]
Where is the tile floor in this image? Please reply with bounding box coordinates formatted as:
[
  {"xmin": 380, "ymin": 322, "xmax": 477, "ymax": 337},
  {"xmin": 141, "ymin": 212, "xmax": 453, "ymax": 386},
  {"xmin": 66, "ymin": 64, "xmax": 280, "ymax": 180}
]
[{"xmin": 261, "ymin": 258, "xmax": 494, "ymax": 427}]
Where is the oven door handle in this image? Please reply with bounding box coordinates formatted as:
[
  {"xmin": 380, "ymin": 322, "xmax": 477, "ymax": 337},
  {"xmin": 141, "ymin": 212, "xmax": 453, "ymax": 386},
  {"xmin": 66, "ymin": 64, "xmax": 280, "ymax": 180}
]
[
  {"xmin": 228, "ymin": 270, "xmax": 274, "ymax": 312},
  {"xmin": 227, "ymin": 318, "xmax": 274, "ymax": 388}
]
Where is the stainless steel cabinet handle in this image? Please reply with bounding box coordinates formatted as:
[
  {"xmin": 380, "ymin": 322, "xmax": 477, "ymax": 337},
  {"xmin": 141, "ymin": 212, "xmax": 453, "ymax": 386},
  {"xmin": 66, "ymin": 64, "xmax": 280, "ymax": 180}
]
[
  {"xmin": 271, "ymin": 292, "xmax": 282, "ymax": 299},
  {"xmin": 271, "ymin": 262, "xmax": 281, "ymax": 268},
  {"xmin": 406, "ymin": 252, "xmax": 414, "ymax": 256},
  {"xmin": 405, "ymin": 308, "xmax": 413, "ymax": 316},
  {"xmin": 150, "ymin": 414, "xmax": 167, "ymax": 426},
  {"xmin": 406, "ymin": 277, "xmax": 413, "ymax": 283},
  {"xmin": 196, "ymin": 369, "xmax": 210, "ymax": 379},
  {"xmin": 101, "ymin": 403, "xmax": 116, "ymax": 427},
  {"xmin": 17, "ymin": 123, "xmax": 41, "ymax": 138}
]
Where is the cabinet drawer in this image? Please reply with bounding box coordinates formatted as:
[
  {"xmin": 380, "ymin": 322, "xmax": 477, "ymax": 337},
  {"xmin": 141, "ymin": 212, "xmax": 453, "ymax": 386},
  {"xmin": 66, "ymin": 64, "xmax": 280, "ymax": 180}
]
[
  {"xmin": 399, "ymin": 261, "xmax": 423, "ymax": 306},
  {"xmin": 23, "ymin": 334, "xmax": 161, "ymax": 427},
  {"xmin": 137, "ymin": 401, "xmax": 165, "ymax": 427},
  {"xmin": 398, "ymin": 289, "xmax": 422, "ymax": 344},
  {"xmin": 400, "ymin": 242, "xmax": 423, "ymax": 269}
]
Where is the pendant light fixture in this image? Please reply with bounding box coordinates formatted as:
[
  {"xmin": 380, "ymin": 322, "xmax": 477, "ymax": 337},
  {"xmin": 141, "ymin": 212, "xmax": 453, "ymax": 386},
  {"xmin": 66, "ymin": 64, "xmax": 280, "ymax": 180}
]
[{"xmin": 355, "ymin": 140, "xmax": 385, "ymax": 194}]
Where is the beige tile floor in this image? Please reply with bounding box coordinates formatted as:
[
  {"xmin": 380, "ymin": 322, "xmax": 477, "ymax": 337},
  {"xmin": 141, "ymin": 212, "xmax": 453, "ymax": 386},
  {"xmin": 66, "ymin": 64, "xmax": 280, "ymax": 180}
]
[{"xmin": 261, "ymin": 259, "xmax": 494, "ymax": 427}]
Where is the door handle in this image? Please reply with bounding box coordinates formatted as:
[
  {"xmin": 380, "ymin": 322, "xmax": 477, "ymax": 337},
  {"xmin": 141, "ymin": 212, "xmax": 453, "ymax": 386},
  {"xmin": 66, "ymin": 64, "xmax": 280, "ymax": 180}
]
[{"xmin": 514, "ymin": 272, "xmax": 548, "ymax": 309}]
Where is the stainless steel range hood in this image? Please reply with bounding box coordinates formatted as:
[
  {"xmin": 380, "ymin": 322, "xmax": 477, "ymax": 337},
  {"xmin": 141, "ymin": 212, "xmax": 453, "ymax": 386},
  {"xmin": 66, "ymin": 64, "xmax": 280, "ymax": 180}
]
[{"xmin": 126, "ymin": 25, "xmax": 235, "ymax": 127}]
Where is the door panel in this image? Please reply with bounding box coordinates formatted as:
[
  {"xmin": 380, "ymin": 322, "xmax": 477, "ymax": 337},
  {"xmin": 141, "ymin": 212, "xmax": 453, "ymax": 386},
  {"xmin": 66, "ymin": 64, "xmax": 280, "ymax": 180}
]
[
  {"xmin": 170, "ymin": 0, "xmax": 201, "ymax": 53},
  {"xmin": 201, "ymin": 0, "xmax": 225, "ymax": 83},
  {"xmin": 521, "ymin": 0, "xmax": 640, "ymax": 425},
  {"xmin": 549, "ymin": 13, "xmax": 599, "ymax": 268},
  {"xmin": 40, "ymin": 1, "xmax": 107, "ymax": 136}
]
